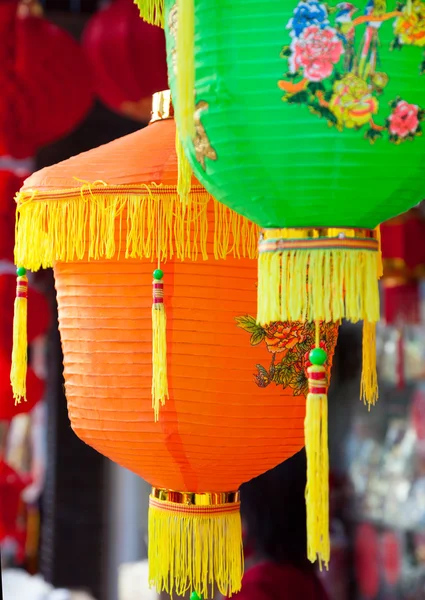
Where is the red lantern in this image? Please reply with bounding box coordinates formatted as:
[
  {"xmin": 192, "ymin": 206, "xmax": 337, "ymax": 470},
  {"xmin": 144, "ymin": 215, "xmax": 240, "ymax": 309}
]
[
  {"xmin": 0, "ymin": 459, "xmax": 31, "ymax": 543},
  {"xmin": 0, "ymin": 170, "xmax": 27, "ymax": 263},
  {"xmin": 0, "ymin": 0, "xmax": 94, "ymax": 158},
  {"xmin": 380, "ymin": 208, "xmax": 425, "ymax": 388},
  {"xmin": 380, "ymin": 208, "xmax": 425, "ymax": 325},
  {"xmin": 82, "ymin": 0, "xmax": 167, "ymax": 122}
]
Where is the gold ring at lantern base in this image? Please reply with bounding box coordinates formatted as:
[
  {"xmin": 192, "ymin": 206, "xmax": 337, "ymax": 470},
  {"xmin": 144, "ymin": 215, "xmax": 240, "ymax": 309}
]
[
  {"xmin": 150, "ymin": 90, "xmax": 174, "ymax": 124},
  {"xmin": 151, "ymin": 487, "xmax": 240, "ymax": 510},
  {"xmin": 259, "ymin": 227, "xmax": 378, "ymax": 253}
]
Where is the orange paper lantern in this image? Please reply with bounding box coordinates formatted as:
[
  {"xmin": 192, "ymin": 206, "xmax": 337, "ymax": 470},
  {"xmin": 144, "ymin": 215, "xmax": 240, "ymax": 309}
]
[{"xmin": 13, "ymin": 92, "xmax": 338, "ymax": 597}]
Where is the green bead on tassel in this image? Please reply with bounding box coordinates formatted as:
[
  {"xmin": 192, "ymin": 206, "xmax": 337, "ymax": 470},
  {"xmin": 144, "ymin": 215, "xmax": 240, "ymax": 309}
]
[{"xmin": 190, "ymin": 593, "xmax": 203, "ymax": 600}]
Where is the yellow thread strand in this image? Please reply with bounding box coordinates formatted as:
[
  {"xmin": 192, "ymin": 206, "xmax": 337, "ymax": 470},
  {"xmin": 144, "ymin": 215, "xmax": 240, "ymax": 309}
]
[
  {"xmin": 14, "ymin": 188, "xmax": 259, "ymax": 271},
  {"xmin": 305, "ymin": 365, "xmax": 329, "ymax": 570},
  {"xmin": 257, "ymin": 249, "xmax": 380, "ymax": 325},
  {"xmin": 361, "ymin": 320, "xmax": 378, "ymax": 409},
  {"xmin": 152, "ymin": 302, "xmax": 168, "ymax": 420},
  {"xmin": 176, "ymin": 0, "xmax": 195, "ymax": 140},
  {"xmin": 133, "ymin": 0, "xmax": 164, "ymax": 26},
  {"xmin": 151, "ymin": 197, "xmax": 168, "ymax": 421},
  {"xmin": 10, "ymin": 276, "xmax": 28, "ymax": 404},
  {"xmin": 148, "ymin": 501, "xmax": 243, "ymax": 599},
  {"xmin": 315, "ymin": 320, "xmax": 320, "ymax": 348},
  {"xmin": 375, "ymin": 225, "xmax": 383, "ymax": 278},
  {"xmin": 176, "ymin": 127, "xmax": 192, "ymax": 208}
]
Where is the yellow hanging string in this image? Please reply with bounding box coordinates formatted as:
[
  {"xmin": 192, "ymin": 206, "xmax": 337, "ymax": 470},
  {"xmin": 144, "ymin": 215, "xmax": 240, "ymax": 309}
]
[
  {"xmin": 375, "ymin": 226, "xmax": 383, "ymax": 278},
  {"xmin": 305, "ymin": 320, "xmax": 330, "ymax": 569},
  {"xmin": 10, "ymin": 267, "xmax": 28, "ymax": 404},
  {"xmin": 176, "ymin": 0, "xmax": 195, "ymax": 140},
  {"xmin": 151, "ymin": 197, "xmax": 168, "ymax": 421},
  {"xmin": 361, "ymin": 320, "xmax": 378, "ymax": 409},
  {"xmin": 176, "ymin": 127, "xmax": 192, "ymax": 208}
]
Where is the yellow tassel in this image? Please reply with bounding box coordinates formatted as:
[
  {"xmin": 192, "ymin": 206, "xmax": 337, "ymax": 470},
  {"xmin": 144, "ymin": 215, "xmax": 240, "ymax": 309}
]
[
  {"xmin": 152, "ymin": 270, "xmax": 168, "ymax": 421},
  {"xmin": 14, "ymin": 187, "xmax": 258, "ymax": 271},
  {"xmin": 10, "ymin": 269, "xmax": 28, "ymax": 405},
  {"xmin": 176, "ymin": 127, "xmax": 192, "ymax": 208},
  {"xmin": 176, "ymin": 0, "xmax": 195, "ymax": 140},
  {"xmin": 133, "ymin": 0, "xmax": 164, "ymax": 26},
  {"xmin": 257, "ymin": 246, "xmax": 380, "ymax": 325},
  {"xmin": 375, "ymin": 226, "xmax": 383, "ymax": 278},
  {"xmin": 148, "ymin": 493, "xmax": 243, "ymax": 599},
  {"xmin": 361, "ymin": 320, "xmax": 378, "ymax": 409},
  {"xmin": 305, "ymin": 357, "xmax": 330, "ymax": 570}
]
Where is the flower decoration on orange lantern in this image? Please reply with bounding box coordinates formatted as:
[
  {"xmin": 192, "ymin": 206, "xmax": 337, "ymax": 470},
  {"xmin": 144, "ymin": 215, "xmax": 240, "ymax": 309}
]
[
  {"xmin": 135, "ymin": 0, "xmax": 425, "ymax": 574},
  {"xmin": 10, "ymin": 90, "xmax": 339, "ymax": 598}
]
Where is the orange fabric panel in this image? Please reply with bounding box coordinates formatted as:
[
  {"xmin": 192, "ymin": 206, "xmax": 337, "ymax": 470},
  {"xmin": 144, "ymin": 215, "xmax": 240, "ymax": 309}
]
[
  {"xmin": 54, "ymin": 250, "xmax": 335, "ymax": 492},
  {"xmin": 22, "ymin": 119, "xmax": 196, "ymax": 193}
]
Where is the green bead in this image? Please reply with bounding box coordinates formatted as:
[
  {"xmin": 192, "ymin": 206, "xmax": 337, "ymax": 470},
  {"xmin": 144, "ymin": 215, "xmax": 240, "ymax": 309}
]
[
  {"xmin": 153, "ymin": 269, "xmax": 164, "ymax": 280},
  {"xmin": 16, "ymin": 267, "xmax": 26, "ymax": 277},
  {"xmin": 309, "ymin": 347, "xmax": 327, "ymax": 366},
  {"xmin": 190, "ymin": 593, "xmax": 203, "ymax": 600}
]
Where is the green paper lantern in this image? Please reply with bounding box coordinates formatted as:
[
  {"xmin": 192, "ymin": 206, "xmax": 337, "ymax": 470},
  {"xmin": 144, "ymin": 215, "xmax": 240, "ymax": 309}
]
[{"xmin": 163, "ymin": 0, "xmax": 425, "ymax": 230}]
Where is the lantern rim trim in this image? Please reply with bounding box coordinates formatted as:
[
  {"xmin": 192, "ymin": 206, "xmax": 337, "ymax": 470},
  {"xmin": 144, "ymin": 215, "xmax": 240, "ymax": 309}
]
[{"xmin": 151, "ymin": 487, "xmax": 240, "ymax": 506}]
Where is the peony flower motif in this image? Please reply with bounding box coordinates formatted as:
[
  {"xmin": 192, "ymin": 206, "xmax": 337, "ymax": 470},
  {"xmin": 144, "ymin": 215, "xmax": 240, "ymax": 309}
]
[
  {"xmin": 394, "ymin": 0, "xmax": 425, "ymax": 47},
  {"xmin": 263, "ymin": 322, "xmax": 307, "ymax": 355},
  {"xmin": 290, "ymin": 25, "xmax": 344, "ymax": 81},
  {"xmin": 329, "ymin": 73, "xmax": 379, "ymax": 128},
  {"xmin": 288, "ymin": 0, "xmax": 330, "ymax": 38},
  {"xmin": 388, "ymin": 100, "xmax": 420, "ymax": 138}
]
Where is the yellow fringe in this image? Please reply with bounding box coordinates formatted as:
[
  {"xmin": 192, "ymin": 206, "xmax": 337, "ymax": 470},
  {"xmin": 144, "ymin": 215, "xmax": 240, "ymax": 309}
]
[
  {"xmin": 361, "ymin": 321, "xmax": 378, "ymax": 408},
  {"xmin": 152, "ymin": 290, "xmax": 168, "ymax": 421},
  {"xmin": 148, "ymin": 499, "xmax": 243, "ymax": 599},
  {"xmin": 176, "ymin": 127, "xmax": 192, "ymax": 208},
  {"xmin": 305, "ymin": 366, "xmax": 329, "ymax": 570},
  {"xmin": 133, "ymin": 0, "xmax": 164, "ymax": 26},
  {"xmin": 10, "ymin": 275, "xmax": 28, "ymax": 404},
  {"xmin": 375, "ymin": 226, "xmax": 383, "ymax": 278},
  {"xmin": 176, "ymin": 0, "xmax": 195, "ymax": 140},
  {"xmin": 213, "ymin": 200, "xmax": 258, "ymax": 260},
  {"xmin": 257, "ymin": 249, "xmax": 380, "ymax": 325},
  {"xmin": 14, "ymin": 187, "xmax": 259, "ymax": 271}
]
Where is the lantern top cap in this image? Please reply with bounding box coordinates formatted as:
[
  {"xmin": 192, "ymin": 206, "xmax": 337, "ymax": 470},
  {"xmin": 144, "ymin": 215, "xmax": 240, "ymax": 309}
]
[{"xmin": 150, "ymin": 90, "xmax": 174, "ymax": 124}]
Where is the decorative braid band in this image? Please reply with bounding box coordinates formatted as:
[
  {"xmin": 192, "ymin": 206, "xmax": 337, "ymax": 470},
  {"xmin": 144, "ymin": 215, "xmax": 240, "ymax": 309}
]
[
  {"xmin": 259, "ymin": 227, "xmax": 379, "ymax": 254},
  {"xmin": 307, "ymin": 365, "xmax": 328, "ymax": 395},
  {"xmin": 152, "ymin": 281, "xmax": 164, "ymax": 305},
  {"xmin": 16, "ymin": 277, "xmax": 28, "ymax": 299},
  {"xmin": 150, "ymin": 488, "xmax": 240, "ymax": 514}
]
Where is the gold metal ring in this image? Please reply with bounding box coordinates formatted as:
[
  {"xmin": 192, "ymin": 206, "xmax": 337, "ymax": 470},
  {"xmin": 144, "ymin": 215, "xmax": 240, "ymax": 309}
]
[
  {"xmin": 150, "ymin": 90, "xmax": 174, "ymax": 124},
  {"xmin": 151, "ymin": 487, "xmax": 240, "ymax": 506},
  {"xmin": 261, "ymin": 227, "xmax": 378, "ymax": 241}
]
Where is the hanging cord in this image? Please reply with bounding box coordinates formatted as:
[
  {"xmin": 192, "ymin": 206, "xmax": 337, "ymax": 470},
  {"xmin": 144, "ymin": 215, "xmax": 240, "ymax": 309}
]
[
  {"xmin": 305, "ymin": 320, "xmax": 330, "ymax": 569},
  {"xmin": 151, "ymin": 197, "xmax": 169, "ymax": 420}
]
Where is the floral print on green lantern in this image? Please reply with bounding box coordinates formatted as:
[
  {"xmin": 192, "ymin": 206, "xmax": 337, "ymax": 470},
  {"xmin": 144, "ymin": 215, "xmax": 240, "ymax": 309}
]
[{"xmin": 278, "ymin": 0, "xmax": 425, "ymax": 144}]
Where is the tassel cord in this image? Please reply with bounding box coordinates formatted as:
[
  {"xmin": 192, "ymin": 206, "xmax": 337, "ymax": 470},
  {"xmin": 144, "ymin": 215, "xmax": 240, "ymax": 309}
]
[{"xmin": 304, "ymin": 323, "xmax": 330, "ymax": 569}]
